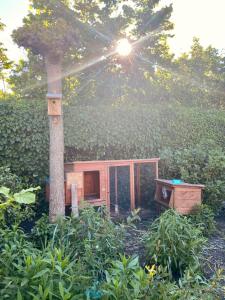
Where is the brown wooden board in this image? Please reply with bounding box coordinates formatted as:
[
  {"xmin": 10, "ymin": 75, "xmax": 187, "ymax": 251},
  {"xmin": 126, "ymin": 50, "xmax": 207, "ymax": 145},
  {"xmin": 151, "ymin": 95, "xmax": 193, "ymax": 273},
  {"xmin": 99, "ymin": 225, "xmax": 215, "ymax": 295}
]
[
  {"xmin": 47, "ymin": 99, "xmax": 62, "ymax": 116},
  {"xmin": 154, "ymin": 179, "xmax": 204, "ymax": 215},
  {"xmin": 63, "ymin": 158, "xmax": 160, "ymax": 211}
]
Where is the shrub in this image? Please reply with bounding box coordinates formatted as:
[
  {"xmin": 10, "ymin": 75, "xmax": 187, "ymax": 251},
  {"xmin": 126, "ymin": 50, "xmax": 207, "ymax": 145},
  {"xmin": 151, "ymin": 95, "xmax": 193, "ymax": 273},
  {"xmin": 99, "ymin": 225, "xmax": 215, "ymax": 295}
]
[
  {"xmin": 0, "ymin": 166, "xmax": 24, "ymax": 192},
  {"xmin": 0, "ymin": 207, "xmax": 223, "ymax": 299},
  {"xmin": 0, "ymin": 245, "xmax": 91, "ymax": 299},
  {"xmin": 189, "ymin": 204, "xmax": 216, "ymax": 237},
  {"xmin": 1, "ymin": 206, "xmax": 125, "ymax": 299},
  {"xmin": 102, "ymin": 255, "xmax": 150, "ymax": 299},
  {"xmin": 144, "ymin": 210, "xmax": 206, "ymax": 278},
  {"xmin": 32, "ymin": 206, "xmax": 125, "ymax": 278},
  {"xmin": 160, "ymin": 145, "xmax": 225, "ymax": 213},
  {"xmin": 0, "ymin": 186, "xmax": 39, "ymax": 226},
  {"xmin": 101, "ymin": 255, "xmax": 224, "ymax": 300}
]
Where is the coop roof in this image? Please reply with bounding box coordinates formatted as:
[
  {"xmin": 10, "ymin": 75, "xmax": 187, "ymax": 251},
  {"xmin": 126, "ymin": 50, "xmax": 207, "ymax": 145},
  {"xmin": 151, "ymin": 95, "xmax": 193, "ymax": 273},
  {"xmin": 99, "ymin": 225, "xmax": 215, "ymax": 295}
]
[{"xmin": 65, "ymin": 158, "xmax": 160, "ymax": 167}]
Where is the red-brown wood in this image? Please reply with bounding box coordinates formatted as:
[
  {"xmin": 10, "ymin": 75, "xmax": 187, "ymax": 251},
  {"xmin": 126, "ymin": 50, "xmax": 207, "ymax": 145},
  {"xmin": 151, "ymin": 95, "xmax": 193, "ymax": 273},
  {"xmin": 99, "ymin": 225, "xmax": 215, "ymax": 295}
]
[
  {"xmin": 130, "ymin": 162, "xmax": 135, "ymax": 210},
  {"xmin": 136, "ymin": 164, "xmax": 141, "ymax": 207},
  {"xmin": 114, "ymin": 167, "xmax": 118, "ymax": 213},
  {"xmin": 48, "ymin": 99, "xmax": 62, "ymax": 116},
  {"xmin": 46, "ymin": 158, "xmax": 160, "ymax": 211},
  {"xmin": 84, "ymin": 171, "xmax": 100, "ymax": 200},
  {"xmin": 65, "ymin": 159, "xmax": 159, "ymax": 210},
  {"xmin": 154, "ymin": 179, "xmax": 205, "ymax": 215}
]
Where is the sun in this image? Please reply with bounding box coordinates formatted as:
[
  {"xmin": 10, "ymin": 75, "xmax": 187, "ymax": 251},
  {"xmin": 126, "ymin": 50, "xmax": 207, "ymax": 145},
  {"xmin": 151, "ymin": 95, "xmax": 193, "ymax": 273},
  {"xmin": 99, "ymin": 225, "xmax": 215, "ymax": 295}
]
[{"xmin": 116, "ymin": 38, "xmax": 132, "ymax": 56}]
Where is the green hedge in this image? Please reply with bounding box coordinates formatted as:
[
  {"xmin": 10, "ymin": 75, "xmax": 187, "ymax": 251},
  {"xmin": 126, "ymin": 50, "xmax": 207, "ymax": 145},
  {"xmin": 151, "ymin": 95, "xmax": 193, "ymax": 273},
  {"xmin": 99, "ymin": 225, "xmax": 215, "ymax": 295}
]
[
  {"xmin": 160, "ymin": 145, "xmax": 225, "ymax": 212},
  {"xmin": 0, "ymin": 99, "xmax": 225, "ymax": 184},
  {"xmin": 0, "ymin": 100, "xmax": 48, "ymax": 183},
  {"xmin": 64, "ymin": 103, "xmax": 225, "ymax": 160}
]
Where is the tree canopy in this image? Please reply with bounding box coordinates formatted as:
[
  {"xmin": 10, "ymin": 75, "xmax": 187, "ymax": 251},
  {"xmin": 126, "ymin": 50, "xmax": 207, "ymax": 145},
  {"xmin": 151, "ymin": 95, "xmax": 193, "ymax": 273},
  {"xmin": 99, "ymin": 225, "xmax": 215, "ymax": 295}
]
[{"xmin": 0, "ymin": 20, "xmax": 12, "ymax": 95}]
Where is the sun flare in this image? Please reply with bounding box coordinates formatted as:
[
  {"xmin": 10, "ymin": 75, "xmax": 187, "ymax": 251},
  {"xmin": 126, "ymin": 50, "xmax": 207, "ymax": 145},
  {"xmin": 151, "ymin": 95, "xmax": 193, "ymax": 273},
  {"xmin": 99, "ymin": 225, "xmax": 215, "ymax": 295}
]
[{"xmin": 116, "ymin": 38, "xmax": 132, "ymax": 56}]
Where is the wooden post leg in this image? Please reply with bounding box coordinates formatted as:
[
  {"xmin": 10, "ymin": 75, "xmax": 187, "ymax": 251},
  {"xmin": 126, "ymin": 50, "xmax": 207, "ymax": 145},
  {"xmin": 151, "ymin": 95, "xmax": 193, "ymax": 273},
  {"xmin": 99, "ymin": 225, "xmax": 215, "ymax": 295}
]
[
  {"xmin": 130, "ymin": 163, "xmax": 135, "ymax": 211},
  {"xmin": 155, "ymin": 161, "xmax": 159, "ymax": 179},
  {"xmin": 71, "ymin": 183, "xmax": 79, "ymax": 217},
  {"xmin": 154, "ymin": 183, "xmax": 160, "ymax": 214}
]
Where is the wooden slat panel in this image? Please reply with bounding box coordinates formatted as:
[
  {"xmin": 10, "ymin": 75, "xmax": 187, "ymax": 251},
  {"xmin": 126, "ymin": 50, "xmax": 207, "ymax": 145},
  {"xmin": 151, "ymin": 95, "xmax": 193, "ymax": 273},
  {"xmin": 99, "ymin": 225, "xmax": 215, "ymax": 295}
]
[
  {"xmin": 130, "ymin": 163, "xmax": 135, "ymax": 210},
  {"xmin": 65, "ymin": 172, "xmax": 83, "ymax": 205}
]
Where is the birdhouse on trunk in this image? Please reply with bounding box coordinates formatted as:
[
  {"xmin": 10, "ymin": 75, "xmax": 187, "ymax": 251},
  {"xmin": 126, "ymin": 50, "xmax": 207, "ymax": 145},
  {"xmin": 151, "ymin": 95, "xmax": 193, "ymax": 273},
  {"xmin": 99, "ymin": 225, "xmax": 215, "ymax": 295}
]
[{"xmin": 47, "ymin": 93, "xmax": 62, "ymax": 116}]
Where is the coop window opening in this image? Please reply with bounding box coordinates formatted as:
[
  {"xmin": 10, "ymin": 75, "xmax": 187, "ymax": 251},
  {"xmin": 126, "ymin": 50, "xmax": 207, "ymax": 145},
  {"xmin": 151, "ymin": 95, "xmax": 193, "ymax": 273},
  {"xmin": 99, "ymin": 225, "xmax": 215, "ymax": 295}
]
[
  {"xmin": 134, "ymin": 162, "xmax": 156, "ymax": 209},
  {"xmin": 84, "ymin": 171, "xmax": 100, "ymax": 200},
  {"xmin": 109, "ymin": 166, "xmax": 130, "ymax": 213}
]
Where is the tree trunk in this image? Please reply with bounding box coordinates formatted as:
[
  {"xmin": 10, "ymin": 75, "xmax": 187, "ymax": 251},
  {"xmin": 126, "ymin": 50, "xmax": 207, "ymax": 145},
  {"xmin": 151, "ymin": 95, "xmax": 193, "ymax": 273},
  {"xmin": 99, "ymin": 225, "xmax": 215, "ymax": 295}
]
[{"xmin": 46, "ymin": 56, "xmax": 65, "ymax": 222}]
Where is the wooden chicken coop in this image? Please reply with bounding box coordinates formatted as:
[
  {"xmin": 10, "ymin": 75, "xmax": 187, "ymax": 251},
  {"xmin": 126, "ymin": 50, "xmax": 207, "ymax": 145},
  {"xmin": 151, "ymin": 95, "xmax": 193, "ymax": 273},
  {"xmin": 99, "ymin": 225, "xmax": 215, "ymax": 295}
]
[
  {"xmin": 154, "ymin": 179, "xmax": 205, "ymax": 215},
  {"xmin": 64, "ymin": 158, "xmax": 160, "ymax": 213}
]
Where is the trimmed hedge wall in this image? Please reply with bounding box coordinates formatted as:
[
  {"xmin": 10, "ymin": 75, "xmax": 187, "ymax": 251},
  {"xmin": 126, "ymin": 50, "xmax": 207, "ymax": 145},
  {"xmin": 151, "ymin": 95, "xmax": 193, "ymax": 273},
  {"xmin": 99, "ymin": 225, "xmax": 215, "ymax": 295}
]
[
  {"xmin": 0, "ymin": 100, "xmax": 48, "ymax": 183},
  {"xmin": 0, "ymin": 99, "xmax": 225, "ymax": 184},
  {"xmin": 64, "ymin": 104, "xmax": 225, "ymax": 160}
]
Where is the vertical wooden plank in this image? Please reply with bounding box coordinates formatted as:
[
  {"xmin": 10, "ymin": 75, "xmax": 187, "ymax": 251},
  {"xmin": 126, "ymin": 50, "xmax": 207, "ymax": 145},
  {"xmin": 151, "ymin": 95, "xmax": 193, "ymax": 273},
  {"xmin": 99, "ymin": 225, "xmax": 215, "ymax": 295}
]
[
  {"xmin": 66, "ymin": 172, "xmax": 83, "ymax": 204},
  {"xmin": 115, "ymin": 167, "xmax": 119, "ymax": 214},
  {"xmin": 106, "ymin": 166, "xmax": 110, "ymax": 210},
  {"xmin": 71, "ymin": 183, "xmax": 79, "ymax": 217},
  {"xmin": 155, "ymin": 161, "xmax": 159, "ymax": 179},
  {"xmin": 136, "ymin": 164, "xmax": 141, "ymax": 207},
  {"xmin": 130, "ymin": 162, "xmax": 135, "ymax": 210}
]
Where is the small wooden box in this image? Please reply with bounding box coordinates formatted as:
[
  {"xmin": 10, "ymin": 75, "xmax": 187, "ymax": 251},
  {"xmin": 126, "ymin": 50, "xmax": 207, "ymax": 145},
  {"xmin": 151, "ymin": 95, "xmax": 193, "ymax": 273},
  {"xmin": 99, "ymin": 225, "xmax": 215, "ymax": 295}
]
[
  {"xmin": 154, "ymin": 179, "xmax": 205, "ymax": 215},
  {"xmin": 48, "ymin": 99, "xmax": 62, "ymax": 116}
]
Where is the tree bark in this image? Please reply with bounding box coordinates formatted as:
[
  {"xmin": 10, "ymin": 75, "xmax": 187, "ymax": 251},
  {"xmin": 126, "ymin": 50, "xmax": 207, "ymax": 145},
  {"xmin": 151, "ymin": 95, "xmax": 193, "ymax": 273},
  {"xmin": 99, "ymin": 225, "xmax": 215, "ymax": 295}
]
[{"xmin": 46, "ymin": 56, "xmax": 65, "ymax": 222}]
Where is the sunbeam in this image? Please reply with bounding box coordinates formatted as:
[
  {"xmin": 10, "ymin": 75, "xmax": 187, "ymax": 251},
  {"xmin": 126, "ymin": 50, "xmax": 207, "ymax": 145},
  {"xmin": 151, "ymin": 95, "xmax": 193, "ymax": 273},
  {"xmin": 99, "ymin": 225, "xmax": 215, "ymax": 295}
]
[
  {"xmin": 19, "ymin": 21, "xmax": 221, "ymax": 101},
  {"xmin": 75, "ymin": 64, "xmax": 108, "ymax": 96}
]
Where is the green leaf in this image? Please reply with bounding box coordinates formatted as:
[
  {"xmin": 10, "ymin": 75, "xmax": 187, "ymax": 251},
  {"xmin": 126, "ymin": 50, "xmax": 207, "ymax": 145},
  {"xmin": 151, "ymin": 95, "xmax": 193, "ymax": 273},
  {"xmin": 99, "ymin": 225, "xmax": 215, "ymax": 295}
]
[
  {"xmin": 14, "ymin": 191, "xmax": 36, "ymax": 204},
  {"xmin": 59, "ymin": 282, "xmax": 64, "ymax": 298},
  {"xmin": 32, "ymin": 269, "xmax": 49, "ymax": 279},
  {"xmin": 14, "ymin": 187, "xmax": 40, "ymax": 204},
  {"xmin": 0, "ymin": 186, "xmax": 10, "ymax": 198},
  {"xmin": 128, "ymin": 256, "xmax": 139, "ymax": 269},
  {"xmin": 17, "ymin": 290, "xmax": 23, "ymax": 300}
]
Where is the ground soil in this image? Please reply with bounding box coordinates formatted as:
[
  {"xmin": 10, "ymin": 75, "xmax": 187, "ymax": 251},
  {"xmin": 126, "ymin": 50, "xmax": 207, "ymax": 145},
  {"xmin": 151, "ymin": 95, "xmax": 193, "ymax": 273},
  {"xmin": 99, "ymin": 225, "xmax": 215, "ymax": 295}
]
[
  {"xmin": 122, "ymin": 209, "xmax": 225, "ymax": 277},
  {"xmin": 202, "ymin": 216, "xmax": 225, "ymax": 278}
]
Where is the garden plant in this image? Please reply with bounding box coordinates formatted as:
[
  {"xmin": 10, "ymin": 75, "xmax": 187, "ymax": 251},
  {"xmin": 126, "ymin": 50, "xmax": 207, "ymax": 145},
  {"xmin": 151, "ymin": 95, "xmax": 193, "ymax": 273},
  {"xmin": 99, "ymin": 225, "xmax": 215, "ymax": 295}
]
[{"xmin": 0, "ymin": 0, "xmax": 225, "ymax": 299}]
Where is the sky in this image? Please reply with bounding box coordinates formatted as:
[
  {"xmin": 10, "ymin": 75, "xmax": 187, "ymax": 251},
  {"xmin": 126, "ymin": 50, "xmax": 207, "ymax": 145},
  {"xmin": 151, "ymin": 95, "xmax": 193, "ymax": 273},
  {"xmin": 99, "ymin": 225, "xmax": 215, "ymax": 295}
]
[{"xmin": 1, "ymin": 0, "xmax": 225, "ymax": 62}]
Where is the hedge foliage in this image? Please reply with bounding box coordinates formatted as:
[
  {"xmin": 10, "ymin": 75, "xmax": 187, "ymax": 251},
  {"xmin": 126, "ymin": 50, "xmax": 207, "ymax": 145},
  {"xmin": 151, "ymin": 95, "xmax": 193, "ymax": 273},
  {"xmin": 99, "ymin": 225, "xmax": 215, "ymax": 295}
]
[
  {"xmin": 0, "ymin": 100, "xmax": 48, "ymax": 183},
  {"xmin": 64, "ymin": 103, "xmax": 225, "ymax": 161},
  {"xmin": 160, "ymin": 145, "xmax": 225, "ymax": 212},
  {"xmin": 1, "ymin": 99, "xmax": 225, "ymax": 185}
]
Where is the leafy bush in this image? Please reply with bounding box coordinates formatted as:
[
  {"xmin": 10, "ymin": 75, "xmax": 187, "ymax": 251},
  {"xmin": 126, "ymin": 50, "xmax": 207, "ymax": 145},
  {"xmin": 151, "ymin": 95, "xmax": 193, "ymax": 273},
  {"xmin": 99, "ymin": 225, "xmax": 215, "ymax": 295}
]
[
  {"xmin": 0, "ymin": 225, "xmax": 33, "ymax": 269},
  {"xmin": 32, "ymin": 206, "xmax": 125, "ymax": 278},
  {"xmin": 0, "ymin": 186, "xmax": 39, "ymax": 226},
  {"xmin": 0, "ymin": 203, "xmax": 223, "ymax": 299},
  {"xmin": 0, "ymin": 166, "xmax": 24, "ymax": 192},
  {"xmin": 153, "ymin": 267, "xmax": 224, "ymax": 300},
  {"xmin": 144, "ymin": 210, "xmax": 206, "ymax": 278},
  {"xmin": 101, "ymin": 255, "xmax": 224, "ymax": 300},
  {"xmin": 189, "ymin": 204, "xmax": 216, "ymax": 237},
  {"xmin": 1, "ymin": 206, "xmax": 125, "ymax": 299},
  {"xmin": 102, "ymin": 255, "xmax": 150, "ymax": 299},
  {"xmin": 0, "ymin": 245, "xmax": 91, "ymax": 299},
  {"xmin": 160, "ymin": 145, "xmax": 225, "ymax": 213},
  {"xmin": 0, "ymin": 168, "xmax": 35, "ymax": 226}
]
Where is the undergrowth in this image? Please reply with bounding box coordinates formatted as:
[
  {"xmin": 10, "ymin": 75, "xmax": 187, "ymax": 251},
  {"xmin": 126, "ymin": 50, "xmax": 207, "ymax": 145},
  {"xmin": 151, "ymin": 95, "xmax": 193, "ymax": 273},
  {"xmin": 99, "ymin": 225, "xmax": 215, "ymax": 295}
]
[{"xmin": 0, "ymin": 186, "xmax": 224, "ymax": 299}]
